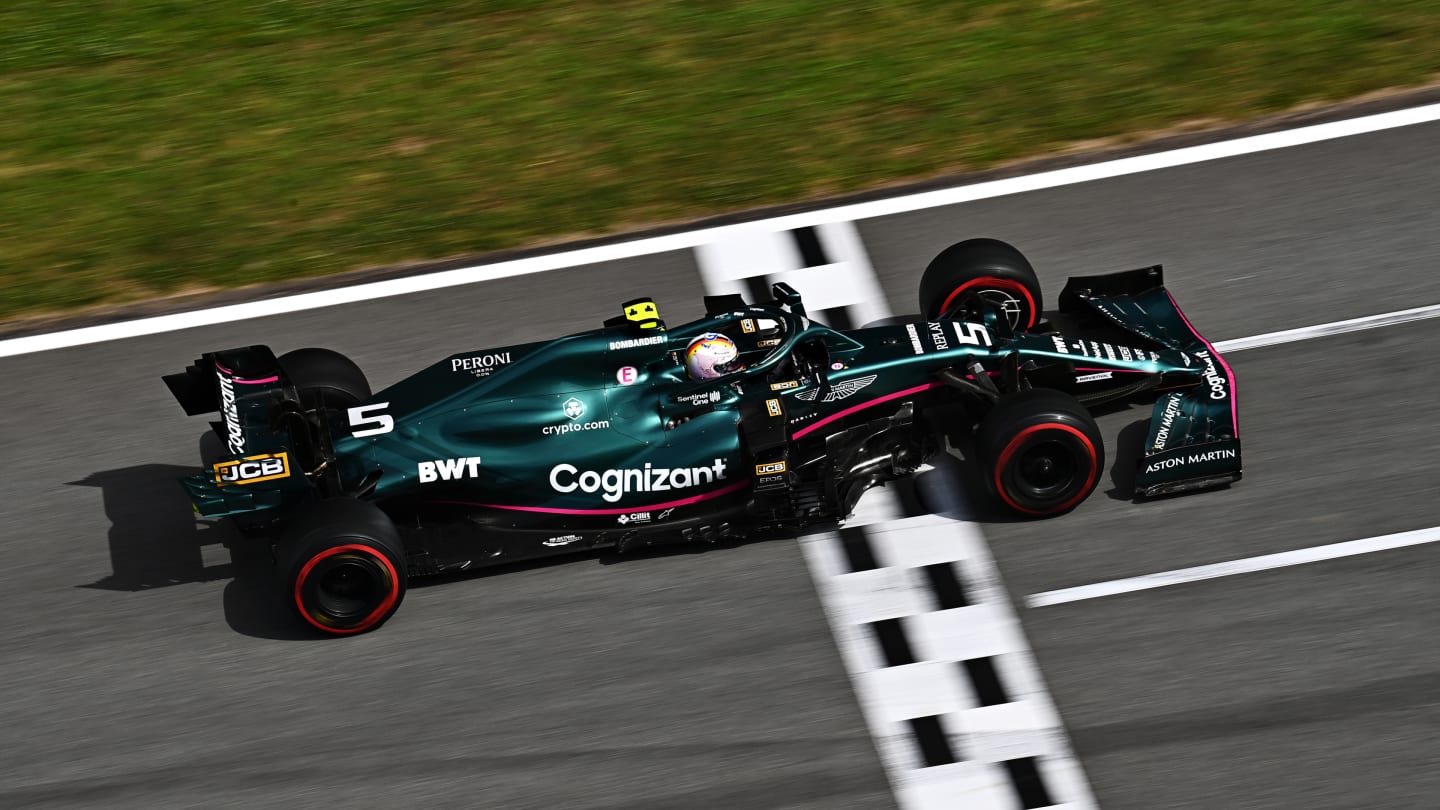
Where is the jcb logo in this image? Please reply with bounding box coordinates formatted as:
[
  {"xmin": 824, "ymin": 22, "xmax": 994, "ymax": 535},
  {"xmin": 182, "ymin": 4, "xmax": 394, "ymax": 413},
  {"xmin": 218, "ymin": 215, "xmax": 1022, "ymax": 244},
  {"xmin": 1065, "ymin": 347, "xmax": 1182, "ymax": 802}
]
[
  {"xmin": 214, "ymin": 452, "xmax": 290, "ymax": 486},
  {"xmin": 765, "ymin": 398, "xmax": 782, "ymax": 417},
  {"xmin": 769, "ymin": 380, "xmax": 798, "ymax": 391},
  {"xmin": 755, "ymin": 461, "xmax": 787, "ymax": 476}
]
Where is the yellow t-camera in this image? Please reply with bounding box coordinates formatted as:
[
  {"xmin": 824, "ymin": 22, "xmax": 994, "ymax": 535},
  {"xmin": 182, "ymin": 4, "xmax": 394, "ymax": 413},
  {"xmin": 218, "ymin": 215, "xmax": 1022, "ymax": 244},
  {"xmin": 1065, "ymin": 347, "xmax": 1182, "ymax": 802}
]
[{"xmin": 622, "ymin": 297, "xmax": 662, "ymax": 330}]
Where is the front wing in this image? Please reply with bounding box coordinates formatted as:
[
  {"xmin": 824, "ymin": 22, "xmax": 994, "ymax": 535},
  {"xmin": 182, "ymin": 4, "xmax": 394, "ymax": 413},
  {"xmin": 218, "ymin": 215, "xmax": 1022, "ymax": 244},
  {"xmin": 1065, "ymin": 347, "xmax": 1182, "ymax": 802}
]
[{"xmin": 1061, "ymin": 267, "xmax": 1242, "ymax": 497}]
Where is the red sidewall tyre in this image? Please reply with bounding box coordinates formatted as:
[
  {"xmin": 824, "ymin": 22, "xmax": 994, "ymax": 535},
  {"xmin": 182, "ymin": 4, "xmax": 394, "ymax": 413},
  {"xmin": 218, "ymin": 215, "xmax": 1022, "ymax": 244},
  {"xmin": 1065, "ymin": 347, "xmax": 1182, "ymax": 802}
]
[
  {"xmin": 919, "ymin": 238, "xmax": 1043, "ymax": 330},
  {"xmin": 978, "ymin": 389, "xmax": 1104, "ymax": 518},
  {"xmin": 278, "ymin": 499, "xmax": 407, "ymax": 636},
  {"xmin": 293, "ymin": 543, "xmax": 403, "ymax": 635},
  {"xmin": 939, "ymin": 276, "xmax": 1039, "ymax": 330}
]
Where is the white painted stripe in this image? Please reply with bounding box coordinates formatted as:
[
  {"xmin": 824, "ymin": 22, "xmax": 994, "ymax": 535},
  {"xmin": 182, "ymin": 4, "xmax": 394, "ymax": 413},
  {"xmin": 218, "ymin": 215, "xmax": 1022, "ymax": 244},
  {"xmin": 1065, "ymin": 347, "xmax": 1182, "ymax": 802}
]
[
  {"xmin": 801, "ymin": 511, "xmax": 1098, "ymax": 810},
  {"xmin": 1027, "ymin": 526, "xmax": 1440, "ymax": 607},
  {"xmin": 1214, "ymin": 303, "xmax": 1440, "ymax": 352},
  {"xmin": 3, "ymin": 101, "xmax": 1440, "ymax": 358}
]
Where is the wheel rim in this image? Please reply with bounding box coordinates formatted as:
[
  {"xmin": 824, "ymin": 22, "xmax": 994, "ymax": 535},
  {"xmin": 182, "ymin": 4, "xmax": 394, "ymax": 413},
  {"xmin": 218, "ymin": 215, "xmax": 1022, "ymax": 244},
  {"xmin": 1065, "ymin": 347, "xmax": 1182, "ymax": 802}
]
[
  {"xmin": 939, "ymin": 277, "xmax": 1037, "ymax": 329},
  {"xmin": 295, "ymin": 545, "xmax": 400, "ymax": 634},
  {"xmin": 315, "ymin": 557, "xmax": 384, "ymax": 618},
  {"xmin": 994, "ymin": 423, "xmax": 1098, "ymax": 515},
  {"xmin": 1013, "ymin": 439, "xmax": 1080, "ymax": 499}
]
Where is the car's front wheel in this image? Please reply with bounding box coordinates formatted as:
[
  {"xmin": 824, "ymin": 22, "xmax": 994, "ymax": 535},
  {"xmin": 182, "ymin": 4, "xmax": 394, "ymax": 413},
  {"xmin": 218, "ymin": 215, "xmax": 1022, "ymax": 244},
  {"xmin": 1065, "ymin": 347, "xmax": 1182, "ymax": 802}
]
[
  {"xmin": 977, "ymin": 389, "xmax": 1103, "ymax": 517},
  {"xmin": 277, "ymin": 498, "xmax": 407, "ymax": 636},
  {"xmin": 918, "ymin": 238, "xmax": 1043, "ymax": 330}
]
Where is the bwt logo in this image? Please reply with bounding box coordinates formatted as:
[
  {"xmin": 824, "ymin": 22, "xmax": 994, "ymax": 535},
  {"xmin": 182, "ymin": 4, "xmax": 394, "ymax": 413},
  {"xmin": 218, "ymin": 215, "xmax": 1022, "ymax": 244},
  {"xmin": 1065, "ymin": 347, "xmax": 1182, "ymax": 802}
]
[
  {"xmin": 418, "ymin": 456, "xmax": 482, "ymax": 483},
  {"xmin": 214, "ymin": 452, "xmax": 289, "ymax": 486}
]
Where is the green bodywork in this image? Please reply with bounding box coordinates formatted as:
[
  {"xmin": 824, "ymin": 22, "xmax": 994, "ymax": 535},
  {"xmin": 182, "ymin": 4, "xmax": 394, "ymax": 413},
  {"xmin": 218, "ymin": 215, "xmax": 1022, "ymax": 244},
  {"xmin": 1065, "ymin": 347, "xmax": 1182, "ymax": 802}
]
[{"xmin": 169, "ymin": 266, "xmax": 1239, "ymax": 548}]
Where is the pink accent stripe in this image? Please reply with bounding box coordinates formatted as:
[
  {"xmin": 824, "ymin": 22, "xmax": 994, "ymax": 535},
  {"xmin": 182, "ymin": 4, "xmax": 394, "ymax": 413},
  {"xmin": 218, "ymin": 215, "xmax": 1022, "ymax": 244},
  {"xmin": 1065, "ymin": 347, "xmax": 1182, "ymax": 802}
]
[
  {"xmin": 793, "ymin": 382, "xmax": 944, "ymax": 440},
  {"xmin": 1166, "ymin": 289, "xmax": 1239, "ymax": 433},
  {"xmin": 436, "ymin": 478, "xmax": 750, "ymax": 515},
  {"xmin": 1073, "ymin": 366, "xmax": 1149, "ymax": 374},
  {"xmin": 213, "ymin": 361, "xmax": 276, "ymax": 384}
]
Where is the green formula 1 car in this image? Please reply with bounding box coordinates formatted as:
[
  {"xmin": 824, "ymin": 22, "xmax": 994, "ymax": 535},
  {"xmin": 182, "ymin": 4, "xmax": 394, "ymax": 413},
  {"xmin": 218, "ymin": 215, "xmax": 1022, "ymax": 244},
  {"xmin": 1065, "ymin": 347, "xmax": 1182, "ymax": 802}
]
[{"xmin": 164, "ymin": 238, "xmax": 1240, "ymax": 634}]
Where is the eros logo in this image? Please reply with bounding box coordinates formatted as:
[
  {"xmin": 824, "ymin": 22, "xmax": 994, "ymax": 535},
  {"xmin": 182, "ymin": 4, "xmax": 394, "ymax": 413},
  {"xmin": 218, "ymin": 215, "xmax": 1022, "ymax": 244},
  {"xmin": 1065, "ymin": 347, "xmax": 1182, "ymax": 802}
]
[{"xmin": 214, "ymin": 452, "xmax": 290, "ymax": 486}]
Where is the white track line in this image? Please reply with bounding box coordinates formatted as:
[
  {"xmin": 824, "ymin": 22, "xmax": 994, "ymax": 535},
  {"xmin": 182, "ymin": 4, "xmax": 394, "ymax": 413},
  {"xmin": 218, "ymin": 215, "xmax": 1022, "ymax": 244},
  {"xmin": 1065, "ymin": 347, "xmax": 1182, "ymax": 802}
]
[
  {"xmin": 3, "ymin": 102, "xmax": 1440, "ymax": 359},
  {"xmin": 1027, "ymin": 526, "xmax": 1440, "ymax": 608},
  {"xmin": 1213, "ymin": 303, "xmax": 1440, "ymax": 352}
]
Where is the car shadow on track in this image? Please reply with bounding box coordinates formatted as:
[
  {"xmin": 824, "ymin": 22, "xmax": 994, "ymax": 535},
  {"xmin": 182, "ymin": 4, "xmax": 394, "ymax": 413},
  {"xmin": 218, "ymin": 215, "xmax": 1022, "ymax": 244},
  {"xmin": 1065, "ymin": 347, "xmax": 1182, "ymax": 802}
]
[
  {"xmin": 70, "ymin": 432, "xmax": 314, "ymax": 640},
  {"xmin": 1105, "ymin": 417, "xmax": 1150, "ymax": 501}
]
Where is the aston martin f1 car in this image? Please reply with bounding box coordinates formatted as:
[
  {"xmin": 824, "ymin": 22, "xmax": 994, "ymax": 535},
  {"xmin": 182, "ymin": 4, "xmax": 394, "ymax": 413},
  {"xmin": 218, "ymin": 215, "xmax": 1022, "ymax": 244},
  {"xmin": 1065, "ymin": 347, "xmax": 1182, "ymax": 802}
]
[{"xmin": 164, "ymin": 238, "xmax": 1240, "ymax": 634}]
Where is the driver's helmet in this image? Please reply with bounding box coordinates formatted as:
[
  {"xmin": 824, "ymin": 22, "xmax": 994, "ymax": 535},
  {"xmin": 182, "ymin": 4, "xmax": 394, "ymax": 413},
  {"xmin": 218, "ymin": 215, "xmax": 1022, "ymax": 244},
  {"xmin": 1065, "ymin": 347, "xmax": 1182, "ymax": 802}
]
[{"xmin": 685, "ymin": 333, "xmax": 743, "ymax": 380}]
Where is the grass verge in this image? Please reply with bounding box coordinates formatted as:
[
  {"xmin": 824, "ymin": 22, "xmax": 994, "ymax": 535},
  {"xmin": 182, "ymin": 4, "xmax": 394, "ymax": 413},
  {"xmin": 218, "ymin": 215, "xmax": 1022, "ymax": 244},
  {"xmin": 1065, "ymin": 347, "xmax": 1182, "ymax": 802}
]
[{"xmin": 3, "ymin": 1, "xmax": 1439, "ymax": 322}]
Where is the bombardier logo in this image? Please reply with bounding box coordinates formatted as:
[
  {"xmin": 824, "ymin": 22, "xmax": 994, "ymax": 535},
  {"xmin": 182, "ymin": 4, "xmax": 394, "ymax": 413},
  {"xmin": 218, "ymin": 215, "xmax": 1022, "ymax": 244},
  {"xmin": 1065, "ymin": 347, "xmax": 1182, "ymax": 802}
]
[
  {"xmin": 550, "ymin": 458, "xmax": 729, "ymax": 503},
  {"xmin": 796, "ymin": 374, "xmax": 878, "ymax": 402},
  {"xmin": 418, "ymin": 456, "xmax": 482, "ymax": 483},
  {"xmin": 906, "ymin": 324, "xmax": 924, "ymax": 355},
  {"xmin": 216, "ymin": 370, "xmax": 244, "ymax": 454},
  {"xmin": 214, "ymin": 452, "xmax": 289, "ymax": 486},
  {"xmin": 609, "ymin": 335, "xmax": 665, "ymax": 351}
]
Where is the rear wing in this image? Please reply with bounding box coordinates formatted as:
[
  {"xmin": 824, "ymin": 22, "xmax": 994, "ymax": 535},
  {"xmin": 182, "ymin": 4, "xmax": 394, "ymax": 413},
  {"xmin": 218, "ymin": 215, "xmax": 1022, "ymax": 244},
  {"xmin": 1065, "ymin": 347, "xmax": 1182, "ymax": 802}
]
[
  {"xmin": 1062, "ymin": 267, "xmax": 1242, "ymax": 497},
  {"xmin": 163, "ymin": 346, "xmax": 313, "ymax": 516}
]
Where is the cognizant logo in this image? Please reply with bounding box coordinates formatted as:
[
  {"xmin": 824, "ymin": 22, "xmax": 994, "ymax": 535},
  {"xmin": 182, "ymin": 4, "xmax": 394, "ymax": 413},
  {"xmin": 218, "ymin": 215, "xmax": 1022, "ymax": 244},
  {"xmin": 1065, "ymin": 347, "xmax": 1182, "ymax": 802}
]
[
  {"xmin": 542, "ymin": 419, "xmax": 611, "ymax": 436},
  {"xmin": 549, "ymin": 459, "xmax": 729, "ymax": 502}
]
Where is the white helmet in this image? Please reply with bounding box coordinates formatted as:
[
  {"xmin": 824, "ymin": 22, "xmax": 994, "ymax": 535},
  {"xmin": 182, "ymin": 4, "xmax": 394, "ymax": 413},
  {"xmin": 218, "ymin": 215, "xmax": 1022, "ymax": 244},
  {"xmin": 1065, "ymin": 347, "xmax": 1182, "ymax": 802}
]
[{"xmin": 685, "ymin": 333, "xmax": 741, "ymax": 380}]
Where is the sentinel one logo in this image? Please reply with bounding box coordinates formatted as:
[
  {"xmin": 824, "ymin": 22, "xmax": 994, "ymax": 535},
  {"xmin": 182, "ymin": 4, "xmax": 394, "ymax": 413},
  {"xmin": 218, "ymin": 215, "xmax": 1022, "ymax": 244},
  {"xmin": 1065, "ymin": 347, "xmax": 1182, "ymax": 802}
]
[
  {"xmin": 550, "ymin": 458, "xmax": 729, "ymax": 503},
  {"xmin": 215, "ymin": 369, "xmax": 245, "ymax": 454}
]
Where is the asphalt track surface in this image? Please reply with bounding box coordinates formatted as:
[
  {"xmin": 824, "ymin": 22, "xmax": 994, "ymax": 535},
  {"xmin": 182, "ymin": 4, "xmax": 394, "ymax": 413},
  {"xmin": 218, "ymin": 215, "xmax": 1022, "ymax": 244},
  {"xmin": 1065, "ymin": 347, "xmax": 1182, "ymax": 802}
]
[{"xmin": 2, "ymin": 119, "xmax": 1439, "ymax": 808}]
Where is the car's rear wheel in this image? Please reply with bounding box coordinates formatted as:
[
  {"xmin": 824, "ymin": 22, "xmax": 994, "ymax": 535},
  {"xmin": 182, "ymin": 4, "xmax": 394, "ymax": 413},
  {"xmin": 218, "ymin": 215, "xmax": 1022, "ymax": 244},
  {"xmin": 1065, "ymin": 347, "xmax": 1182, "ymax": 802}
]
[
  {"xmin": 278, "ymin": 498, "xmax": 407, "ymax": 636},
  {"xmin": 919, "ymin": 238, "xmax": 1043, "ymax": 330},
  {"xmin": 278, "ymin": 348, "xmax": 371, "ymax": 411},
  {"xmin": 977, "ymin": 388, "xmax": 1103, "ymax": 517}
]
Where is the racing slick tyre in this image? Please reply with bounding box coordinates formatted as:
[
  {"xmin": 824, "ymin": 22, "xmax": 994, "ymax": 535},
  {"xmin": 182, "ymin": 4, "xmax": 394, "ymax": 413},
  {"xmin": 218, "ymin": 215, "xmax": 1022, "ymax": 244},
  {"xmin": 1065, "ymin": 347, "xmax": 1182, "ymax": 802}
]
[
  {"xmin": 919, "ymin": 238, "xmax": 1043, "ymax": 330},
  {"xmin": 277, "ymin": 498, "xmax": 407, "ymax": 636},
  {"xmin": 977, "ymin": 388, "xmax": 1103, "ymax": 517},
  {"xmin": 278, "ymin": 348, "xmax": 371, "ymax": 411}
]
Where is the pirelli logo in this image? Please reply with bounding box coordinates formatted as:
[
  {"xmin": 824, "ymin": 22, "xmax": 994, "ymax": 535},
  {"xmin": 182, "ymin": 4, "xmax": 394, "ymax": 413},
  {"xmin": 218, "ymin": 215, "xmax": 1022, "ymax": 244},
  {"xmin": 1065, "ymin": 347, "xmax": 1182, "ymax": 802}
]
[
  {"xmin": 765, "ymin": 398, "xmax": 782, "ymax": 417},
  {"xmin": 214, "ymin": 451, "xmax": 291, "ymax": 486},
  {"xmin": 755, "ymin": 461, "xmax": 787, "ymax": 476},
  {"xmin": 769, "ymin": 380, "xmax": 799, "ymax": 391}
]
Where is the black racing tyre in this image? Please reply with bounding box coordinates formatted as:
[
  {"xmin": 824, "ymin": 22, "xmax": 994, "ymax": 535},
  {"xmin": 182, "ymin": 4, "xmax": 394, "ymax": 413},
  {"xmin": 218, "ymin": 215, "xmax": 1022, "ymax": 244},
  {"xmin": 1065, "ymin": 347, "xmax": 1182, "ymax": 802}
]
[
  {"xmin": 919, "ymin": 238, "xmax": 1043, "ymax": 330},
  {"xmin": 977, "ymin": 388, "xmax": 1103, "ymax": 517},
  {"xmin": 278, "ymin": 348, "xmax": 371, "ymax": 411},
  {"xmin": 277, "ymin": 498, "xmax": 407, "ymax": 636}
]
